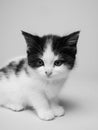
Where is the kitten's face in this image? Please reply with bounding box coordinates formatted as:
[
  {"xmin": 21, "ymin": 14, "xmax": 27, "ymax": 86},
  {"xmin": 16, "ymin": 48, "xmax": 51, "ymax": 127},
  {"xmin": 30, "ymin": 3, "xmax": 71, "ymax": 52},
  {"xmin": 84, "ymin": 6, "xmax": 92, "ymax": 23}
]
[{"xmin": 22, "ymin": 31, "xmax": 80, "ymax": 80}]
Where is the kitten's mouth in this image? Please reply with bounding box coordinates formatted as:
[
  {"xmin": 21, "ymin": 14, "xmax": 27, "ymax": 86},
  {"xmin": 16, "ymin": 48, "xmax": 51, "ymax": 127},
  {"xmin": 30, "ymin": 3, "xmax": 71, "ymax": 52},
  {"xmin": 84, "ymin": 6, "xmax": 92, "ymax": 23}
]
[
  {"xmin": 44, "ymin": 74, "xmax": 53, "ymax": 80},
  {"xmin": 46, "ymin": 75, "xmax": 52, "ymax": 79}
]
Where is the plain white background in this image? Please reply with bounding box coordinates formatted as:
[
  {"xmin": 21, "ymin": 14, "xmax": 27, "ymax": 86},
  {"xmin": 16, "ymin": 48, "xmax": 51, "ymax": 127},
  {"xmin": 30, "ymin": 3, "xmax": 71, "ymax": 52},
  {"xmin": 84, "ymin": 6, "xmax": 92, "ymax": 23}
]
[{"xmin": 0, "ymin": 0, "xmax": 98, "ymax": 130}]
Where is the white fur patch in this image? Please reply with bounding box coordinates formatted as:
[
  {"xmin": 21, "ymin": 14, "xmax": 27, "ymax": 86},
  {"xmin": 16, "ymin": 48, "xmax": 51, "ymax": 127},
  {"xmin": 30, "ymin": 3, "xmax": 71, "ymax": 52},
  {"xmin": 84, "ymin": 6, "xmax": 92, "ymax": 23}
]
[{"xmin": 43, "ymin": 39, "xmax": 58, "ymax": 63}]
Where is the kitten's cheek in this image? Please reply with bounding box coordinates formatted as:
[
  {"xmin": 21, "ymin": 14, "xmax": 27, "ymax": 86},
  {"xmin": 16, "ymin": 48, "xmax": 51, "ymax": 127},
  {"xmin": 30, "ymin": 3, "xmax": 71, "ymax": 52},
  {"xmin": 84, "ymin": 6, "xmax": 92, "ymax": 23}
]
[
  {"xmin": 41, "ymin": 72, "xmax": 46, "ymax": 77},
  {"xmin": 39, "ymin": 72, "xmax": 45, "ymax": 77},
  {"xmin": 37, "ymin": 68, "xmax": 46, "ymax": 77}
]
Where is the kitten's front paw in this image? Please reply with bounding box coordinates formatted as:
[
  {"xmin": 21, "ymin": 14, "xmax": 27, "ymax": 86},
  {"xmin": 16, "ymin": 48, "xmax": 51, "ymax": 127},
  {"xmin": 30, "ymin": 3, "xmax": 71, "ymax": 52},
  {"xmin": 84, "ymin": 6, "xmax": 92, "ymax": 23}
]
[
  {"xmin": 5, "ymin": 104, "xmax": 24, "ymax": 112},
  {"xmin": 37, "ymin": 110, "xmax": 55, "ymax": 121},
  {"xmin": 52, "ymin": 106, "xmax": 65, "ymax": 117}
]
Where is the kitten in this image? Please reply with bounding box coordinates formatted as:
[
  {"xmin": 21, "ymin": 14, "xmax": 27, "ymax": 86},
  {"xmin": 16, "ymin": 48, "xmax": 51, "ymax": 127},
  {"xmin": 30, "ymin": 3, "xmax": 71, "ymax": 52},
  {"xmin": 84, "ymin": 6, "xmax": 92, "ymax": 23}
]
[{"xmin": 0, "ymin": 31, "xmax": 80, "ymax": 121}]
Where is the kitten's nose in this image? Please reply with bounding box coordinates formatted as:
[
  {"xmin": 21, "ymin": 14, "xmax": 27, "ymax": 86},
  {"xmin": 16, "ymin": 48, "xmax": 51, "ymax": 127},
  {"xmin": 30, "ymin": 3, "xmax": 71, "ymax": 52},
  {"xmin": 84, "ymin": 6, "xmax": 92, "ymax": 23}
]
[{"xmin": 45, "ymin": 71, "xmax": 52, "ymax": 77}]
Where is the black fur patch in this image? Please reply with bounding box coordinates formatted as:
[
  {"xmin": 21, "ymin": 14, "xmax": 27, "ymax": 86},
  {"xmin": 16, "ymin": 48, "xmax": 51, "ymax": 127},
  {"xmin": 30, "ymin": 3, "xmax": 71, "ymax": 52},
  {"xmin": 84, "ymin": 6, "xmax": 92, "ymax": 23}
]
[
  {"xmin": 52, "ymin": 31, "xmax": 80, "ymax": 69},
  {"xmin": 15, "ymin": 59, "xmax": 26, "ymax": 75},
  {"xmin": 22, "ymin": 31, "xmax": 46, "ymax": 68},
  {"xmin": 0, "ymin": 67, "xmax": 9, "ymax": 79},
  {"xmin": 0, "ymin": 58, "xmax": 27, "ymax": 79}
]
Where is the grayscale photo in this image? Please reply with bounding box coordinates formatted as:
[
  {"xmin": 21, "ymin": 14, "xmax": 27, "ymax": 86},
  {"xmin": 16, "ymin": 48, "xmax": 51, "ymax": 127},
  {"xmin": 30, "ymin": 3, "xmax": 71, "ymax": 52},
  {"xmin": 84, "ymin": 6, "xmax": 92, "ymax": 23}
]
[{"xmin": 0, "ymin": 0, "xmax": 98, "ymax": 130}]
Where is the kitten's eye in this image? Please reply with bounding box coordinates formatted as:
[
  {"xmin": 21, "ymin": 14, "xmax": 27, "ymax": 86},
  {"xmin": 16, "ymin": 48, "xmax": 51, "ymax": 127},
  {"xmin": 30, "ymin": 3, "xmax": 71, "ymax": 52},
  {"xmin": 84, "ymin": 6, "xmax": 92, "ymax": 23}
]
[
  {"xmin": 54, "ymin": 60, "xmax": 63, "ymax": 66},
  {"xmin": 36, "ymin": 59, "xmax": 44, "ymax": 67}
]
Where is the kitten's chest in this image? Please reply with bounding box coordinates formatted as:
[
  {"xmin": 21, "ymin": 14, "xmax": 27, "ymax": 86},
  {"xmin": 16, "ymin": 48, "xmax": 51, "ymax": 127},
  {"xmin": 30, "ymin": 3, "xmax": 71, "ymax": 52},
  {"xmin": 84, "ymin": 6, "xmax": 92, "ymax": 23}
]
[
  {"xmin": 41, "ymin": 79, "xmax": 65, "ymax": 99},
  {"xmin": 0, "ymin": 72, "xmax": 65, "ymax": 99},
  {"xmin": 26, "ymin": 75, "xmax": 65, "ymax": 99}
]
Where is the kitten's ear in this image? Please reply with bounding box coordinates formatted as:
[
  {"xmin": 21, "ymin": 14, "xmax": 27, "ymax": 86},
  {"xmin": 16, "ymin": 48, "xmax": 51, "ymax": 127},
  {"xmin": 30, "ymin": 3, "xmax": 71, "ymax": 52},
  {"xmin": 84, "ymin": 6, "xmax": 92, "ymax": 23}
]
[
  {"xmin": 63, "ymin": 31, "xmax": 80, "ymax": 47},
  {"xmin": 21, "ymin": 31, "xmax": 40, "ymax": 46}
]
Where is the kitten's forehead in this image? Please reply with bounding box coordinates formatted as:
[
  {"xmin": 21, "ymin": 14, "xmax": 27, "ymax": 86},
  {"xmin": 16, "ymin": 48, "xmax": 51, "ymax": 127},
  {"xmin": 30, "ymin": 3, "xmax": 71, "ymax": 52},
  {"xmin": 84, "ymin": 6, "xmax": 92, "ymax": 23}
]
[{"xmin": 42, "ymin": 38, "xmax": 58, "ymax": 62}]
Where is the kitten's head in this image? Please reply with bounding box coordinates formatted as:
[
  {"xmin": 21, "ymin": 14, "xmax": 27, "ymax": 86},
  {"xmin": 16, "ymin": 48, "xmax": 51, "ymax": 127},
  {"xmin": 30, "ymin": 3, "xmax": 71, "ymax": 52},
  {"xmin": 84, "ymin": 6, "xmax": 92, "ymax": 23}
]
[{"xmin": 22, "ymin": 31, "xmax": 80, "ymax": 80}]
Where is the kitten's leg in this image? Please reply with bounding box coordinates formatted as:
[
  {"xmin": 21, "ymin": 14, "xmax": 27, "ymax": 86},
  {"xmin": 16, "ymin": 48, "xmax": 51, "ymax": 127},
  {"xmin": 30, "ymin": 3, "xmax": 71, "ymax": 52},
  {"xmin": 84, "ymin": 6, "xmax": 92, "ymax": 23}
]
[
  {"xmin": 3, "ymin": 104, "xmax": 24, "ymax": 112},
  {"xmin": 29, "ymin": 92, "xmax": 55, "ymax": 121},
  {"xmin": 51, "ymin": 98, "xmax": 65, "ymax": 117}
]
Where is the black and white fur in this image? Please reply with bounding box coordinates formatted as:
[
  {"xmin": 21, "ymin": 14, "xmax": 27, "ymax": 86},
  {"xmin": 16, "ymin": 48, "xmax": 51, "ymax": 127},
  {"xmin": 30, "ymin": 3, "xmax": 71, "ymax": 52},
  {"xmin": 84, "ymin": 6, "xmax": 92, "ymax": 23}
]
[{"xmin": 0, "ymin": 31, "xmax": 80, "ymax": 121}]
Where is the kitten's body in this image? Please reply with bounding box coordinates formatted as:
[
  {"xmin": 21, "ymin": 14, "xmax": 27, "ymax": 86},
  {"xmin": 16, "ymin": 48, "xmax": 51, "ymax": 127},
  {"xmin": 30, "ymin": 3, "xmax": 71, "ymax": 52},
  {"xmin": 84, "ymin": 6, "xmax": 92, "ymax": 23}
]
[
  {"xmin": 0, "ymin": 57, "xmax": 66, "ymax": 105},
  {"xmin": 0, "ymin": 31, "xmax": 80, "ymax": 120}
]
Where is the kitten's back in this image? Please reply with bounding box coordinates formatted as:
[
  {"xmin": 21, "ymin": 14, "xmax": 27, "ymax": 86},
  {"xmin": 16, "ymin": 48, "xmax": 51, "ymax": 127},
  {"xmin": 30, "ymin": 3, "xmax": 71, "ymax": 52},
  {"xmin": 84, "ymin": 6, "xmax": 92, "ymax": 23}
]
[{"xmin": 0, "ymin": 56, "xmax": 27, "ymax": 80}]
